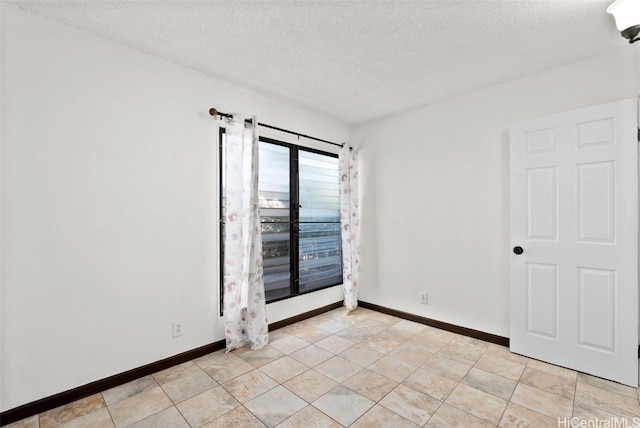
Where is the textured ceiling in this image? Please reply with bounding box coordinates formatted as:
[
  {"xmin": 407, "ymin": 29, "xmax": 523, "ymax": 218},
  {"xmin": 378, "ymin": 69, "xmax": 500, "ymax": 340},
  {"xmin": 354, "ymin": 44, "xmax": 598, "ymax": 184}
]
[{"xmin": 10, "ymin": 0, "xmax": 626, "ymax": 125}]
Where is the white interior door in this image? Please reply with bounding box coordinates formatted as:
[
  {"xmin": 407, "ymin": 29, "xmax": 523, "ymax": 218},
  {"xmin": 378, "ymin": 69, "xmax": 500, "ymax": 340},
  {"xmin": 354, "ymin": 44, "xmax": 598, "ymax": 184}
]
[{"xmin": 510, "ymin": 98, "xmax": 638, "ymax": 387}]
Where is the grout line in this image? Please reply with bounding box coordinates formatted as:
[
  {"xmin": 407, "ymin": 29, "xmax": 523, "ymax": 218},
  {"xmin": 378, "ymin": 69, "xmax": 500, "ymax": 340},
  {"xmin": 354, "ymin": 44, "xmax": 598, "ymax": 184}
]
[{"xmin": 104, "ymin": 399, "xmax": 117, "ymax": 428}]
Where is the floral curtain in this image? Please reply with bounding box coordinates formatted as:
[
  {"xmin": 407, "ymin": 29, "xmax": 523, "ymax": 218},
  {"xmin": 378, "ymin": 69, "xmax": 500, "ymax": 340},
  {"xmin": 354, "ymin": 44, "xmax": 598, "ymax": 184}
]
[
  {"xmin": 222, "ymin": 114, "xmax": 268, "ymax": 351},
  {"xmin": 339, "ymin": 145, "xmax": 360, "ymax": 312}
]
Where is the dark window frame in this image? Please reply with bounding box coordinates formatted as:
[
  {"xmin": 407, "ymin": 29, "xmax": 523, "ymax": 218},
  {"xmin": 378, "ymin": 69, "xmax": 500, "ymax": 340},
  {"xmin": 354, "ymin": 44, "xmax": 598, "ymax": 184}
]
[{"xmin": 219, "ymin": 128, "xmax": 343, "ymax": 313}]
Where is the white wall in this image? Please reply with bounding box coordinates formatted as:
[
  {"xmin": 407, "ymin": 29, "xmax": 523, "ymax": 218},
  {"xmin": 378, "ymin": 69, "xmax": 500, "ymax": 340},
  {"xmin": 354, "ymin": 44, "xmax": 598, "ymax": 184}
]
[
  {"xmin": 0, "ymin": 4, "xmax": 348, "ymax": 412},
  {"xmin": 352, "ymin": 47, "xmax": 640, "ymax": 338}
]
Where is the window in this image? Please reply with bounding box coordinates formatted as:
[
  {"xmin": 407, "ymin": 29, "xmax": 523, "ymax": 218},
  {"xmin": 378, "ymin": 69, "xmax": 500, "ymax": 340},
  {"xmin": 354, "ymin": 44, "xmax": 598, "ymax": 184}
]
[{"xmin": 220, "ymin": 130, "xmax": 343, "ymax": 305}]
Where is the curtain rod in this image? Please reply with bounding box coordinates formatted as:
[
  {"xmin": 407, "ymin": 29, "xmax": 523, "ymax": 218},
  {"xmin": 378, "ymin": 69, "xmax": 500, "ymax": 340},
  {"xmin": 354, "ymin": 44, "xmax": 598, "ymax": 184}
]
[{"xmin": 209, "ymin": 108, "xmax": 344, "ymax": 148}]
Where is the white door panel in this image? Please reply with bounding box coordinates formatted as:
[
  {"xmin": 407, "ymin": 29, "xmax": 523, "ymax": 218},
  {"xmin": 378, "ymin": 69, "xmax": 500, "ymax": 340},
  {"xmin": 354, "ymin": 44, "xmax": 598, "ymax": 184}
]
[
  {"xmin": 510, "ymin": 98, "xmax": 638, "ymax": 386},
  {"xmin": 525, "ymin": 262, "xmax": 558, "ymax": 339},
  {"xmin": 526, "ymin": 166, "xmax": 558, "ymax": 241}
]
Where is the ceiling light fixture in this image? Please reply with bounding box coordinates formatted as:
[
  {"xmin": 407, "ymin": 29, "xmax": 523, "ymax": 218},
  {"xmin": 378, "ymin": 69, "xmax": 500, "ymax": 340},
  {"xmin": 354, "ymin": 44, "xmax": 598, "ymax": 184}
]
[{"xmin": 607, "ymin": 0, "xmax": 640, "ymax": 43}]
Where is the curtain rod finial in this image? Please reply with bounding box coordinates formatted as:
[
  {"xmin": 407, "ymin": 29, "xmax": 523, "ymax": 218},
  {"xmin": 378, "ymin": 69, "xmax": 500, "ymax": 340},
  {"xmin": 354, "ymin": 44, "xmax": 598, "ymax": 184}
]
[{"xmin": 209, "ymin": 108, "xmax": 218, "ymax": 117}]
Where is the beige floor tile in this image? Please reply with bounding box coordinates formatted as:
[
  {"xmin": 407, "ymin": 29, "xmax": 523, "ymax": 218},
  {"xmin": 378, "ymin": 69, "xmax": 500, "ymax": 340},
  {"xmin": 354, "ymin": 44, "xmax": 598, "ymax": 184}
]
[
  {"xmin": 320, "ymin": 308, "xmax": 349, "ymax": 319},
  {"xmin": 244, "ymin": 385, "xmax": 307, "ymax": 428},
  {"xmin": 259, "ymin": 355, "xmax": 308, "ymax": 383},
  {"xmin": 387, "ymin": 344, "xmax": 433, "ymax": 367},
  {"xmin": 222, "ymin": 369, "xmax": 278, "ymax": 403},
  {"xmin": 369, "ymin": 312, "xmax": 402, "ymax": 326},
  {"xmin": 403, "ymin": 368, "xmax": 458, "ymax": 401},
  {"xmin": 574, "ymin": 381, "xmax": 640, "ymax": 419},
  {"xmin": 176, "ymin": 386, "xmax": 239, "ymax": 427},
  {"xmin": 425, "ymin": 403, "xmax": 495, "ymax": 428},
  {"xmin": 367, "ymin": 355, "xmax": 417, "ymax": 382},
  {"xmin": 197, "ymin": 352, "xmax": 255, "ymax": 383},
  {"xmin": 451, "ymin": 335, "xmax": 490, "ymax": 350},
  {"xmin": 312, "ymin": 385, "xmax": 375, "ymax": 427},
  {"xmin": 375, "ymin": 326, "xmax": 417, "ymax": 343},
  {"xmin": 474, "ymin": 353, "xmax": 525, "ymax": 381},
  {"xmin": 499, "ymin": 402, "xmax": 557, "ymax": 428},
  {"xmin": 510, "ymin": 383, "xmax": 573, "ymax": 419},
  {"xmin": 324, "ymin": 309, "xmax": 349, "ymax": 318},
  {"xmin": 102, "ymin": 376, "xmax": 157, "ymax": 406},
  {"xmin": 445, "ymin": 383, "xmax": 508, "ymax": 425},
  {"xmin": 379, "ymin": 384, "xmax": 440, "ymax": 425},
  {"xmin": 526, "ymin": 359, "xmax": 577, "ymax": 381},
  {"xmin": 577, "ymin": 372, "xmax": 638, "ymax": 399},
  {"xmin": 436, "ymin": 341, "xmax": 485, "ymax": 365},
  {"xmin": 419, "ymin": 326, "xmax": 461, "ymax": 342},
  {"xmin": 153, "ymin": 361, "xmax": 201, "ymax": 385},
  {"xmin": 290, "ymin": 344, "xmax": 334, "ymax": 368},
  {"xmin": 572, "ymin": 399, "xmax": 626, "ymax": 421},
  {"xmin": 282, "ymin": 369, "xmax": 338, "ymax": 403},
  {"xmin": 308, "ymin": 313, "xmax": 334, "ymax": 324},
  {"xmin": 278, "ymin": 405, "xmax": 342, "ymax": 428},
  {"xmin": 342, "ymin": 309, "xmax": 372, "ymax": 323},
  {"xmin": 422, "ymin": 355, "xmax": 472, "ymax": 382},
  {"xmin": 483, "ymin": 344, "xmax": 529, "ymax": 365},
  {"xmin": 233, "ymin": 345, "xmax": 285, "ymax": 368},
  {"xmin": 57, "ymin": 407, "xmax": 114, "ymax": 428},
  {"xmin": 127, "ymin": 406, "xmax": 189, "ymax": 428},
  {"xmin": 343, "ymin": 369, "xmax": 399, "ymax": 401},
  {"xmin": 315, "ymin": 335, "xmax": 356, "ymax": 354},
  {"xmin": 193, "ymin": 349, "xmax": 228, "ymax": 366},
  {"xmin": 351, "ymin": 404, "xmax": 420, "ymax": 428},
  {"xmin": 201, "ymin": 406, "xmax": 266, "ymax": 428},
  {"xmin": 339, "ymin": 343, "xmax": 384, "ymax": 367},
  {"xmin": 267, "ymin": 329, "xmax": 290, "ymax": 342},
  {"xmin": 335, "ymin": 326, "xmax": 375, "ymax": 343},
  {"xmin": 315, "ymin": 355, "xmax": 363, "ymax": 383},
  {"xmin": 461, "ymin": 367, "xmax": 517, "ymax": 401},
  {"xmin": 40, "ymin": 394, "xmax": 106, "ymax": 428},
  {"xmin": 290, "ymin": 325, "xmax": 333, "ymax": 343},
  {"xmin": 406, "ymin": 334, "xmax": 449, "ymax": 353},
  {"xmin": 356, "ymin": 319, "xmax": 391, "ymax": 334},
  {"xmin": 331, "ymin": 312, "xmax": 360, "ymax": 325},
  {"xmin": 345, "ymin": 307, "xmax": 377, "ymax": 320},
  {"xmin": 160, "ymin": 367, "xmax": 217, "ymax": 404},
  {"xmin": 360, "ymin": 335, "xmax": 401, "ymax": 354},
  {"xmin": 315, "ymin": 319, "xmax": 351, "ymax": 334},
  {"xmin": 5, "ymin": 415, "xmax": 39, "ymax": 428},
  {"xmin": 279, "ymin": 320, "xmax": 311, "ymax": 335},
  {"xmin": 269, "ymin": 334, "xmax": 310, "ymax": 354},
  {"xmin": 108, "ymin": 385, "xmax": 173, "ymax": 427},
  {"xmin": 394, "ymin": 319, "xmax": 428, "ymax": 334},
  {"xmin": 519, "ymin": 366, "xmax": 575, "ymax": 400}
]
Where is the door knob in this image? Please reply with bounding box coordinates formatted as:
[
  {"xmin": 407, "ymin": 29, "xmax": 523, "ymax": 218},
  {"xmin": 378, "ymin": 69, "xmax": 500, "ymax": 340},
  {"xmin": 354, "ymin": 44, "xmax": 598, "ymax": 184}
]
[{"xmin": 513, "ymin": 246, "xmax": 523, "ymax": 255}]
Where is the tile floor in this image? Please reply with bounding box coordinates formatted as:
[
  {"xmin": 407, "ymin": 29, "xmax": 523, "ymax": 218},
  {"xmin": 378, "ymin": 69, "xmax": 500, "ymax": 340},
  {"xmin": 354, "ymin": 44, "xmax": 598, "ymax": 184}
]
[{"xmin": 6, "ymin": 307, "xmax": 640, "ymax": 427}]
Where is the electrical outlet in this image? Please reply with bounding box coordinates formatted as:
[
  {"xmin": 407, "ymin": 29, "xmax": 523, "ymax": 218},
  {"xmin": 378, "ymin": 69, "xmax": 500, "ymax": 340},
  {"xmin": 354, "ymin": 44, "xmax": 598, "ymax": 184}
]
[
  {"xmin": 172, "ymin": 320, "xmax": 184, "ymax": 338},
  {"xmin": 419, "ymin": 292, "xmax": 428, "ymax": 304}
]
